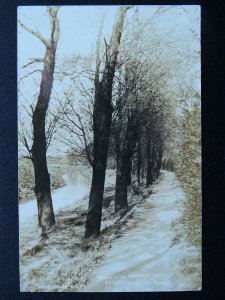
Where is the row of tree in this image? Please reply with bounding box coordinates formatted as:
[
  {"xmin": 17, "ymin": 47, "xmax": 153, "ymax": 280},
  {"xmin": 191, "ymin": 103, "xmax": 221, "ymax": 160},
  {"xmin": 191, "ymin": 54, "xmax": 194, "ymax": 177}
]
[{"xmin": 18, "ymin": 6, "xmax": 200, "ymax": 239}]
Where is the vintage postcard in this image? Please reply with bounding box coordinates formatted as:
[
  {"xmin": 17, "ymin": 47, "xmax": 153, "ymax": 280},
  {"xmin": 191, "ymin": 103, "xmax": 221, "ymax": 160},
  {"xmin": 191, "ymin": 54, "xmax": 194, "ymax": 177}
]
[{"xmin": 18, "ymin": 5, "xmax": 201, "ymax": 292}]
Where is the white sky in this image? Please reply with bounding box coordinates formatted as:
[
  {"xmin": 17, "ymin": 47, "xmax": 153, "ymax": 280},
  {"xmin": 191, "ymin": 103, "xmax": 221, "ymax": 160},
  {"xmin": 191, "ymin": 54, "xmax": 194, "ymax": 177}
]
[
  {"xmin": 18, "ymin": 5, "xmax": 201, "ymax": 103},
  {"xmin": 18, "ymin": 5, "xmax": 200, "ymax": 67},
  {"xmin": 18, "ymin": 6, "xmax": 119, "ymax": 65},
  {"xmin": 17, "ymin": 5, "xmax": 200, "ymax": 156}
]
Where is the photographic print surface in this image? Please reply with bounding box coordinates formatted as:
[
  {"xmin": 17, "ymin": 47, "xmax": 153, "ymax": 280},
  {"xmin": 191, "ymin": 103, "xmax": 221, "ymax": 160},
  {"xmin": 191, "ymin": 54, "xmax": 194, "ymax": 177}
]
[{"xmin": 18, "ymin": 5, "xmax": 201, "ymax": 292}]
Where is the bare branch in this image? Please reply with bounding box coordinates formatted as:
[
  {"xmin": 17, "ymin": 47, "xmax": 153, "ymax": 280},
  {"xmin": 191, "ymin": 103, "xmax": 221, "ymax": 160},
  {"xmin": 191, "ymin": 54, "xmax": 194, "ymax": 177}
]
[
  {"xmin": 20, "ymin": 102, "xmax": 33, "ymax": 118},
  {"xmin": 18, "ymin": 69, "xmax": 42, "ymax": 84},
  {"xmin": 18, "ymin": 19, "xmax": 49, "ymax": 47},
  {"xmin": 22, "ymin": 58, "xmax": 44, "ymax": 69},
  {"xmin": 95, "ymin": 17, "xmax": 104, "ymax": 84},
  {"xmin": 47, "ymin": 7, "xmax": 60, "ymax": 45}
]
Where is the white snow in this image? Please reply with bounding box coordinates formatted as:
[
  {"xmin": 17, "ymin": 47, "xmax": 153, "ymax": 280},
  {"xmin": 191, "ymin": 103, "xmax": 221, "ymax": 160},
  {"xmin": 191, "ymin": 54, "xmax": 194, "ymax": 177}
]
[
  {"xmin": 84, "ymin": 171, "xmax": 201, "ymax": 291},
  {"xmin": 19, "ymin": 183, "xmax": 88, "ymax": 223},
  {"xmin": 19, "ymin": 170, "xmax": 201, "ymax": 292},
  {"xmin": 19, "ymin": 167, "xmax": 90, "ymax": 224}
]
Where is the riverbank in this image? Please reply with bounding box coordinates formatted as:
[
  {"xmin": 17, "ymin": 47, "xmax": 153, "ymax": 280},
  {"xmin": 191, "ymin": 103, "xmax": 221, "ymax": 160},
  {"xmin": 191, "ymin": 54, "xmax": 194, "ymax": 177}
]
[
  {"xmin": 18, "ymin": 157, "xmax": 90, "ymax": 203},
  {"xmin": 19, "ymin": 171, "xmax": 201, "ymax": 292}
]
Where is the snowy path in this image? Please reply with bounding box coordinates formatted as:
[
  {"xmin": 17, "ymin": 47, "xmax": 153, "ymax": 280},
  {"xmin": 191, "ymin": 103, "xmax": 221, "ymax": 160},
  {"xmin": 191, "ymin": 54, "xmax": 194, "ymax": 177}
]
[{"xmin": 84, "ymin": 171, "xmax": 201, "ymax": 292}]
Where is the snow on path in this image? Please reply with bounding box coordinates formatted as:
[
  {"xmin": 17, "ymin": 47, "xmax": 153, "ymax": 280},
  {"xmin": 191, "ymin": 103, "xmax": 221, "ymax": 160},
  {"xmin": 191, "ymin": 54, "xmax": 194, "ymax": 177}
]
[{"xmin": 84, "ymin": 171, "xmax": 201, "ymax": 292}]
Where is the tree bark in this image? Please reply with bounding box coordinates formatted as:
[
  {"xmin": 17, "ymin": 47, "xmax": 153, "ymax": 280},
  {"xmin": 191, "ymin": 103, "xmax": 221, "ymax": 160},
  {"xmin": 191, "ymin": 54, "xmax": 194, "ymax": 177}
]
[
  {"xmin": 155, "ymin": 148, "xmax": 163, "ymax": 177},
  {"xmin": 115, "ymin": 116, "xmax": 138, "ymax": 212},
  {"xmin": 146, "ymin": 138, "xmax": 154, "ymax": 187},
  {"xmin": 29, "ymin": 7, "xmax": 59, "ymax": 233},
  {"xmin": 85, "ymin": 164, "xmax": 107, "ymax": 237},
  {"xmin": 85, "ymin": 80, "xmax": 113, "ymax": 238},
  {"xmin": 85, "ymin": 6, "xmax": 130, "ymax": 238},
  {"xmin": 115, "ymin": 150, "xmax": 131, "ymax": 212},
  {"xmin": 126, "ymin": 154, "xmax": 132, "ymax": 187},
  {"xmin": 32, "ymin": 48, "xmax": 56, "ymax": 232},
  {"xmin": 137, "ymin": 140, "xmax": 142, "ymax": 184}
]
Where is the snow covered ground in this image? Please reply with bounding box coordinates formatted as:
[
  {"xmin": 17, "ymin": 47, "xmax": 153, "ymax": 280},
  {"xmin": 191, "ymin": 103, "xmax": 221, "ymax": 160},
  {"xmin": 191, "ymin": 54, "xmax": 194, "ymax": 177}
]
[
  {"xmin": 19, "ymin": 170, "xmax": 201, "ymax": 292},
  {"xmin": 19, "ymin": 166, "xmax": 117, "ymax": 291},
  {"xmin": 19, "ymin": 165, "xmax": 90, "ymax": 224},
  {"xmin": 84, "ymin": 171, "xmax": 201, "ymax": 292}
]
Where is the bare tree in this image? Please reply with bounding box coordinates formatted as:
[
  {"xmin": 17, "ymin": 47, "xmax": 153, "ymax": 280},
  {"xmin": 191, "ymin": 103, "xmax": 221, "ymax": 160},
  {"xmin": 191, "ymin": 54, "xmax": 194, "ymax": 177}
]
[
  {"xmin": 19, "ymin": 7, "xmax": 60, "ymax": 234},
  {"xmin": 54, "ymin": 91, "xmax": 94, "ymax": 166},
  {"xmin": 18, "ymin": 91, "xmax": 62, "ymax": 160},
  {"xmin": 112, "ymin": 63, "xmax": 141, "ymax": 211},
  {"xmin": 84, "ymin": 6, "xmax": 131, "ymax": 238},
  {"xmin": 111, "ymin": 44, "xmax": 169, "ymax": 209}
]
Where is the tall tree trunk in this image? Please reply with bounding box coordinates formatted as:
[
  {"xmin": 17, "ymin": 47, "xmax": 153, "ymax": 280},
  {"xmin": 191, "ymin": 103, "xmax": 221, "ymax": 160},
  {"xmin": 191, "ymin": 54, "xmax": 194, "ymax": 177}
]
[
  {"xmin": 115, "ymin": 149, "xmax": 132, "ymax": 212},
  {"xmin": 115, "ymin": 116, "xmax": 138, "ymax": 212},
  {"xmin": 137, "ymin": 140, "xmax": 142, "ymax": 184},
  {"xmin": 155, "ymin": 148, "xmax": 163, "ymax": 177},
  {"xmin": 85, "ymin": 81, "xmax": 113, "ymax": 238},
  {"xmin": 32, "ymin": 47, "xmax": 56, "ymax": 232},
  {"xmin": 85, "ymin": 162, "xmax": 108, "ymax": 238},
  {"xmin": 28, "ymin": 7, "xmax": 59, "ymax": 233},
  {"xmin": 126, "ymin": 154, "xmax": 132, "ymax": 187},
  {"xmin": 85, "ymin": 6, "xmax": 130, "ymax": 238},
  {"xmin": 146, "ymin": 139, "xmax": 154, "ymax": 187}
]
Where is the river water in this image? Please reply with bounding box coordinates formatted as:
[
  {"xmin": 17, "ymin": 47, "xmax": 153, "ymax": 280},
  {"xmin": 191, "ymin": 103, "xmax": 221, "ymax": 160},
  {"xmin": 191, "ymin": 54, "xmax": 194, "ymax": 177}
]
[{"xmin": 19, "ymin": 164, "xmax": 91, "ymax": 224}]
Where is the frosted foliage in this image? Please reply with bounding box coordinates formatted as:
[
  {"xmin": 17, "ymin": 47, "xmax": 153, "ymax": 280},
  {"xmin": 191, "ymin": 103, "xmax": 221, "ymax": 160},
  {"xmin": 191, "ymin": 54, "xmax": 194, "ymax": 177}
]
[{"xmin": 18, "ymin": 5, "xmax": 201, "ymax": 293}]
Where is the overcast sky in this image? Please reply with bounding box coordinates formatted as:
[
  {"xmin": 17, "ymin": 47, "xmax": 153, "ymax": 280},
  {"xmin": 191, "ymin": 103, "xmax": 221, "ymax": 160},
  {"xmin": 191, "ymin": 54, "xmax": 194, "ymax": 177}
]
[
  {"xmin": 17, "ymin": 5, "xmax": 200, "ymax": 156},
  {"xmin": 18, "ymin": 5, "xmax": 200, "ymax": 65},
  {"xmin": 18, "ymin": 5, "xmax": 200, "ymax": 106}
]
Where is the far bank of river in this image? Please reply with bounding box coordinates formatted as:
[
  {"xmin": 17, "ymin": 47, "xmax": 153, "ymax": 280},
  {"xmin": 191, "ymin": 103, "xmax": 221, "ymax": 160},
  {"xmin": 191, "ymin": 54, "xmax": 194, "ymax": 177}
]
[
  {"xmin": 19, "ymin": 158, "xmax": 91, "ymax": 203},
  {"xmin": 19, "ymin": 164, "xmax": 116, "ymax": 224},
  {"xmin": 19, "ymin": 163, "xmax": 92, "ymax": 224}
]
